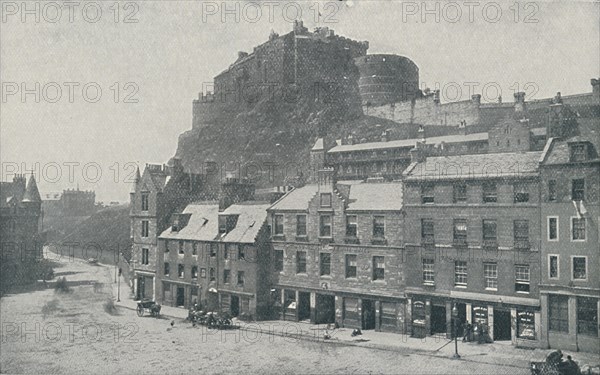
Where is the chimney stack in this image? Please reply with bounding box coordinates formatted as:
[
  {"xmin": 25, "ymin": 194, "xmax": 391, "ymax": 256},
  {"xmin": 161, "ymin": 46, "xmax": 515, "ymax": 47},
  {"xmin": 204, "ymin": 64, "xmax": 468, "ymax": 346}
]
[
  {"xmin": 410, "ymin": 143, "xmax": 426, "ymax": 163},
  {"xmin": 591, "ymin": 78, "xmax": 600, "ymax": 96},
  {"xmin": 318, "ymin": 167, "xmax": 335, "ymax": 192},
  {"xmin": 471, "ymin": 94, "xmax": 481, "ymax": 105},
  {"xmin": 514, "ymin": 92, "xmax": 526, "ymax": 112}
]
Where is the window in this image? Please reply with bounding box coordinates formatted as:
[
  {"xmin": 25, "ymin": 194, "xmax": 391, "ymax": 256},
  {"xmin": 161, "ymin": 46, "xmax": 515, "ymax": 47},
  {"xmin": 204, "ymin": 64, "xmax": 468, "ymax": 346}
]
[
  {"xmin": 514, "ymin": 220, "xmax": 530, "ymax": 249},
  {"xmin": 453, "ymin": 219, "xmax": 467, "ymax": 244},
  {"xmin": 346, "ymin": 215, "xmax": 358, "ymax": 237},
  {"xmin": 422, "ymin": 258, "xmax": 435, "ymax": 284},
  {"xmin": 514, "ymin": 184, "xmax": 529, "ymax": 203},
  {"xmin": 454, "ymin": 261, "xmax": 467, "ymax": 286},
  {"xmin": 484, "ymin": 263, "xmax": 498, "ymax": 290},
  {"xmin": 577, "ymin": 297, "xmax": 598, "ymax": 336},
  {"xmin": 237, "ymin": 271, "xmax": 245, "ymax": 286},
  {"xmin": 223, "ymin": 244, "xmax": 230, "ymax": 259},
  {"xmin": 517, "ymin": 310, "xmax": 536, "ymax": 340},
  {"xmin": 200, "ymin": 268, "xmax": 206, "ymax": 278},
  {"xmin": 320, "ymin": 193, "xmax": 332, "ymax": 207},
  {"xmin": 319, "ymin": 215, "xmax": 332, "ymax": 237},
  {"xmin": 210, "ymin": 243, "xmax": 217, "ymax": 257},
  {"xmin": 274, "ymin": 250, "xmax": 284, "ymax": 272},
  {"xmin": 141, "ymin": 192, "xmax": 149, "ymax": 211},
  {"xmin": 296, "ymin": 215, "xmax": 307, "ymax": 236},
  {"xmin": 515, "ymin": 265, "xmax": 530, "ymax": 293},
  {"xmin": 548, "ymin": 180, "xmax": 557, "ymax": 202},
  {"xmin": 373, "ymin": 256, "xmax": 385, "ymax": 280},
  {"xmin": 296, "ymin": 251, "xmax": 307, "ymax": 273},
  {"xmin": 549, "ymin": 295, "xmax": 569, "ymax": 332},
  {"xmin": 572, "ymin": 257, "xmax": 587, "ymax": 280},
  {"xmin": 373, "ymin": 216, "xmax": 385, "ymax": 238},
  {"xmin": 453, "ymin": 182, "xmax": 467, "ymax": 203},
  {"xmin": 178, "ymin": 264, "xmax": 184, "ymax": 278},
  {"xmin": 572, "ymin": 218, "xmax": 586, "ymax": 241},
  {"xmin": 141, "ymin": 220, "xmax": 149, "ymax": 237},
  {"xmin": 482, "ymin": 220, "xmax": 497, "ymax": 244},
  {"xmin": 192, "ymin": 243, "xmax": 198, "ymax": 255},
  {"xmin": 421, "ymin": 219, "xmax": 434, "ymax": 244},
  {"xmin": 209, "ymin": 268, "xmax": 215, "ymax": 281},
  {"xmin": 238, "ymin": 245, "xmax": 245, "ymax": 260},
  {"xmin": 164, "ymin": 240, "xmax": 170, "ymax": 252},
  {"xmin": 421, "ymin": 184, "xmax": 434, "ymax": 204},
  {"xmin": 345, "ymin": 254, "xmax": 357, "ymax": 278},
  {"xmin": 141, "ymin": 248, "xmax": 149, "ymax": 265},
  {"xmin": 482, "ymin": 182, "xmax": 497, "ymax": 203},
  {"xmin": 274, "ymin": 214, "xmax": 284, "ymax": 236},
  {"xmin": 548, "ymin": 217, "xmax": 558, "ymax": 241},
  {"xmin": 164, "ymin": 262, "xmax": 170, "ymax": 276},
  {"xmin": 570, "ymin": 143, "xmax": 587, "ymax": 162},
  {"xmin": 571, "ymin": 179, "xmax": 585, "ymax": 201},
  {"xmin": 223, "ymin": 269, "xmax": 230, "ymax": 284},
  {"xmin": 320, "ymin": 253, "xmax": 331, "ymax": 276},
  {"xmin": 549, "ymin": 255, "xmax": 559, "ymax": 279},
  {"xmin": 178, "ymin": 241, "xmax": 184, "ymax": 254}
]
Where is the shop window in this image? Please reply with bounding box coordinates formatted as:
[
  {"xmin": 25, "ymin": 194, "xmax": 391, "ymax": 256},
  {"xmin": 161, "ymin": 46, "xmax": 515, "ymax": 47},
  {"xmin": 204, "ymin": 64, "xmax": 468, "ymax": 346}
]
[
  {"xmin": 517, "ymin": 310, "xmax": 536, "ymax": 340},
  {"xmin": 577, "ymin": 297, "xmax": 598, "ymax": 337},
  {"xmin": 549, "ymin": 295, "xmax": 569, "ymax": 333}
]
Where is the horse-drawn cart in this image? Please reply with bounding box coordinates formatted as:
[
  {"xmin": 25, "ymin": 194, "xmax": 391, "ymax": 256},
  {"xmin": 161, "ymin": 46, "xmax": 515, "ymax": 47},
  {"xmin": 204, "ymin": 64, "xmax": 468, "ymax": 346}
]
[{"xmin": 137, "ymin": 299, "xmax": 161, "ymax": 317}]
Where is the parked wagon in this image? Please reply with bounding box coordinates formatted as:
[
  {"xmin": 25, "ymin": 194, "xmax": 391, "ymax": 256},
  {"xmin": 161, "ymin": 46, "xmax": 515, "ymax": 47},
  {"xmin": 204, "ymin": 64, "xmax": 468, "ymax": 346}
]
[{"xmin": 137, "ymin": 299, "xmax": 161, "ymax": 317}]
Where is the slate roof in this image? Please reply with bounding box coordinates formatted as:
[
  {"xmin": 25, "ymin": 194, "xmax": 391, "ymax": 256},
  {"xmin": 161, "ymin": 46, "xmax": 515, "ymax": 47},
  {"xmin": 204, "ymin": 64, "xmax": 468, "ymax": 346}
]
[
  {"xmin": 159, "ymin": 203, "xmax": 220, "ymax": 241},
  {"xmin": 403, "ymin": 151, "xmax": 543, "ymax": 181},
  {"xmin": 328, "ymin": 132, "xmax": 488, "ymax": 153},
  {"xmin": 346, "ymin": 182, "xmax": 403, "ymax": 211},
  {"xmin": 220, "ymin": 202, "xmax": 271, "ymax": 243},
  {"xmin": 269, "ymin": 185, "xmax": 318, "ymax": 211},
  {"xmin": 542, "ymin": 136, "xmax": 600, "ymax": 165}
]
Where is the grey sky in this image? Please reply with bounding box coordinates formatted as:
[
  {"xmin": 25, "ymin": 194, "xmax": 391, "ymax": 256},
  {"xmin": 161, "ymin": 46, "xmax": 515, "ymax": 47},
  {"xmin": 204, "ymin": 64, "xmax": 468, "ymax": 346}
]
[{"xmin": 1, "ymin": 0, "xmax": 598, "ymax": 202}]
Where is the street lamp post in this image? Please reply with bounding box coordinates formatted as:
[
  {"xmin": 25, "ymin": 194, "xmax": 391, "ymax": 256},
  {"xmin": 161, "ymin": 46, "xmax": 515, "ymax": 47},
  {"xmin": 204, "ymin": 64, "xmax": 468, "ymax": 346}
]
[{"xmin": 452, "ymin": 303, "xmax": 461, "ymax": 359}]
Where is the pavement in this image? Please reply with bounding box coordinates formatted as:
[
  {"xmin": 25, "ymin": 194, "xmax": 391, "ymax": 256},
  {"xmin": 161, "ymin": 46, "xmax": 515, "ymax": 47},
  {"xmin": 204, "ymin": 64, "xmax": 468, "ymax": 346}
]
[{"xmin": 110, "ymin": 271, "xmax": 600, "ymax": 373}]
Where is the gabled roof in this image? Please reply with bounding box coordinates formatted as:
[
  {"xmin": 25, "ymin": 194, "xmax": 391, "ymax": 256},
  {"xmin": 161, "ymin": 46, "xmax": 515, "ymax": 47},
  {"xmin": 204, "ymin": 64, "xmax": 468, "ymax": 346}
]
[
  {"xmin": 269, "ymin": 185, "xmax": 319, "ymax": 211},
  {"xmin": 346, "ymin": 182, "xmax": 403, "ymax": 211},
  {"xmin": 159, "ymin": 203, "xmax": 220, "ymax": 241},
  {"xmin": 328, "ymin": 132, "xmax": 488, "ymax": 153},
  {"xmin": 403, "ymin": 151, "xmax": 543, "ymax": 181},
  {"xmin": 220, "ymin": 202, "xmax": 271, "ymax": 243}
]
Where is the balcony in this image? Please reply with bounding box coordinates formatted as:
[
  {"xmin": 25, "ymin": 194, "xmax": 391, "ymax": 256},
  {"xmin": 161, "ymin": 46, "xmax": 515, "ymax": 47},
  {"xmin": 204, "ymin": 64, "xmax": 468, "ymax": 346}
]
[{"xmin": 514, "ymin": 240, "xmax": 531, "ymax": 251}]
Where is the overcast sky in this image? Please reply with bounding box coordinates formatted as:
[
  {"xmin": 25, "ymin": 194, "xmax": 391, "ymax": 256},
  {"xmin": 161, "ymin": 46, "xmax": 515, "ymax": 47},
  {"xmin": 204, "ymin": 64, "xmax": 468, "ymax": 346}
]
[{"xmin": 1, "ymin": 0, "xmax": 598, "ymax": 202}]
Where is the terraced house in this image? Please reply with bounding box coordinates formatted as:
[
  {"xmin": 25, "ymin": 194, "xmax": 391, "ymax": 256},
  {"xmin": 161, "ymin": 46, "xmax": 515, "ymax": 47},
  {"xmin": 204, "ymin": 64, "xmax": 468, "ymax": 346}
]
[
  {"xmin": 268, "ymin": 167, "xmax": 407, "ymax": 332},
  {"xmin": 402, "ymin": 146, "xmax": 544, "ymax": 347}
]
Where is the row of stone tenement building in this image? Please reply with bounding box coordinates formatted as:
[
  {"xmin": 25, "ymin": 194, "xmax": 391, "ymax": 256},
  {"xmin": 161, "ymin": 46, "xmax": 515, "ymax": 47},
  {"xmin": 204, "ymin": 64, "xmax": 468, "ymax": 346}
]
[{"xmin": 130, "ymin": 84, "xmax": 599, "ymax": 353}]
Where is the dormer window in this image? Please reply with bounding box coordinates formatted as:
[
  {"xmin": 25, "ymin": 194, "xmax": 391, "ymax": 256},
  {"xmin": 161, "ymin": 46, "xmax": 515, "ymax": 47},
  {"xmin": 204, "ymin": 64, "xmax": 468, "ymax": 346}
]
[{"xmin": 570, "ymin": 143, "xmax": 587, "ymax": 162}]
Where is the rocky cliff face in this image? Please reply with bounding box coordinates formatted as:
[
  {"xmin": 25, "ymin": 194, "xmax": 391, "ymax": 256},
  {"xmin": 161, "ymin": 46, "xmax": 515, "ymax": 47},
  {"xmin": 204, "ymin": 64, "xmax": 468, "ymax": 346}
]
[{"xmin": 174, "ymin": 80, "xmax": 369, "ymax": 187}]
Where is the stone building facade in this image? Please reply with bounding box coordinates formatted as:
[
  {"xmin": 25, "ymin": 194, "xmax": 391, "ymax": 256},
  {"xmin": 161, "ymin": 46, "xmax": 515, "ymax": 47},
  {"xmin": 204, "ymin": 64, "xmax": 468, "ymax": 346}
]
[{"xmin": 268, "ymin": 169, "xmax": 407, "ymax": 332}]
